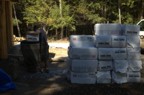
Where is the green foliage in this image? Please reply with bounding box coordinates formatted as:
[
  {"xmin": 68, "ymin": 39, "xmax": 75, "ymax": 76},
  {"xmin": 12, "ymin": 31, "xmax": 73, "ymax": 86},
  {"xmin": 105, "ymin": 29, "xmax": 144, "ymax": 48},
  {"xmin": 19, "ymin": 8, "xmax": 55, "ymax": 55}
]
[
  {"xmin": 13, "ymin": 18, "xmax": 22, "ymax": 26},
  {"xmin": 15, "ymin": 0, "xmax": 144, "ymax": 37}
]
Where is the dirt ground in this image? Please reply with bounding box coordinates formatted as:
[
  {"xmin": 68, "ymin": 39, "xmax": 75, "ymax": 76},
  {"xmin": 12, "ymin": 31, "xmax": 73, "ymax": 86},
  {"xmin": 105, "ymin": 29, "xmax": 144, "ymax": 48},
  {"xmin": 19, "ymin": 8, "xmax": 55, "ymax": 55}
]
[
  {"xmin": 9, "ymin": 47, "xmax": 143, "ymax": 95},
  {"xmin": 1, "ymin": 40, "xmax": 144, "ymax": 95}
]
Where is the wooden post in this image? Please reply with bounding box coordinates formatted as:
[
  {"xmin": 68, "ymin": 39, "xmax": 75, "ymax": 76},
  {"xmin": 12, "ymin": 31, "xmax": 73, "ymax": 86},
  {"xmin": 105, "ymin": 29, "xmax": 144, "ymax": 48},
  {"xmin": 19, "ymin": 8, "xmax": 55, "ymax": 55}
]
[
  {"xmin": 0, "ymin": 0, "xmax": 8, "ymax": 59},
  {"xmin": 5, "ymin": 0, "xmax": 14, "ymax": 49}
]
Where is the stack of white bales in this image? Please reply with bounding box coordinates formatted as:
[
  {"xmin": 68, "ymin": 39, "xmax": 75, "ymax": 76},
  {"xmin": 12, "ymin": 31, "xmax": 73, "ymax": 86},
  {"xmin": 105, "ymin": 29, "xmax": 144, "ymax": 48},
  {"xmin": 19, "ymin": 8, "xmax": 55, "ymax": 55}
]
[
  {"xmin": 67, "ymin": 23, "xmax": 142, "ymax": 84},
  {"xmin": 125, "ymin": 25, "xmax": 142, "ymax": 83},
  {"xmin": 68, "ymin": 35, "xmax": 97, "ymax": 84},
  {"xmin": 94, "ymin": 24, "xmax": 142, "ymax": 84},
  {"xmin": 95, "ymin": 24, "xmax": 123, "ymax": 84}
]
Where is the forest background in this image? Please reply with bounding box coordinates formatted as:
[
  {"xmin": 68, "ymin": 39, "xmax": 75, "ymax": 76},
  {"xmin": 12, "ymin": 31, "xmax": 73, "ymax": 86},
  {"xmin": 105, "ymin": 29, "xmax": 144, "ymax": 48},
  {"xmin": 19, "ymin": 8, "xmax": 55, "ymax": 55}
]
[{"xmin": 13, "ymin": 0, "xmax": 144, "ymax": 39}]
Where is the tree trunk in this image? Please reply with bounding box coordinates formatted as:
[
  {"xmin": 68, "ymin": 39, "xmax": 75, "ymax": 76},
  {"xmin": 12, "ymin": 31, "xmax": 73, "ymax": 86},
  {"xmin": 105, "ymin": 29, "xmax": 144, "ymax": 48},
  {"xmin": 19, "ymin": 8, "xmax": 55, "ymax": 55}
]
[
  {"xmin": 13, "ymin": 3, "xmax": 21, "ymax": 37},
  {"xmin": 140, "ymin": 0, "xmax": 144, "ymax": 19},
  {"xmin": 60, "ymin": 27, "xmax": 63, "ymax": 39},
  {"xmin": 55, "ymin": 29, "xmax": 58, "ymax": 40},
  {"xmin": 118, "ymin": 0, "xmax": 121, "ymax": 23},
  {"xmin": 59, "ymin": 0, "xmax": 63, "ymax": 39}
]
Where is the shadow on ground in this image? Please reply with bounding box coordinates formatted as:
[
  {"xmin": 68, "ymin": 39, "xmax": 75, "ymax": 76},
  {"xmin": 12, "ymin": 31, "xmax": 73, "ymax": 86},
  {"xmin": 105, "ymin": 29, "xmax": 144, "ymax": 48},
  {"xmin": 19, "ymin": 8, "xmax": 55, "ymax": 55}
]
[{"xmin": 1, "ymin": 45, "xmax": 144, "ymax": 95}]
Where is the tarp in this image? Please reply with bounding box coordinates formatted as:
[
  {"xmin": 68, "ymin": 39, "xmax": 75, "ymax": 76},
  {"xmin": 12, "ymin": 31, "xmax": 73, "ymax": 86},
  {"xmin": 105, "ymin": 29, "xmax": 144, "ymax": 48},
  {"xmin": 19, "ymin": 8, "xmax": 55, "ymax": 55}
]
[{"xmin": 0, "ymin": 69, "xmax": 16, "ymax": 93}]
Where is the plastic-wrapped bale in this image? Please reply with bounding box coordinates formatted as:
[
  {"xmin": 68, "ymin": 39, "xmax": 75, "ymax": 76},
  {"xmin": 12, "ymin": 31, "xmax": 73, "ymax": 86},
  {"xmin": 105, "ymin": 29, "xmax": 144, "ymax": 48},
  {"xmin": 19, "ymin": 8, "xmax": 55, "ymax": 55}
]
[
  {"xmin": 94, "ymin": 24, "xmax": 123, "ymax": 35},
  {"xmin": 127, "ymin": 71, "xmax": 141, "ymax": 82},
  {"xmin": 127, "ymin": 47, "xmax": 141, "ymax": 60},
  {"xmin": 68, "ymin": 47, "xmax": 97, "ymax": 60},
  {"xmin": 96, "ymin": 71, "xmax": 111, "ymax": 83},
  {"xmin": 98, "ymin": 61, "xmax": 113, "ymax": 71},
  {"xmin": 113, "ymin": 60, "xmax": 128, "ymax": 73},
  {"xmin": 112, "ymin": 48, "xmax": 127, "ymax": 60},
  {"xmin": 124, "ymin": 24, "xmax": 140, "ymax": 36},
  {"xmin": 112, "ymin": 71, "xmax": 127, "ymax": 84},
  {"xmin": 69, "ymin": 35, "xmax": 96, "ymax": 47},
  {"xmin": 96, "ymin": 35, "xmax": 111, "ymax": 48},
  {"xmin": 127, "ymin": 35, "xmax": 140, "ymax": 48},
  {"xmin": 98, "ymin": 48, "xmax": 113, "ymax": 60},
  {"xmin": 70, "ymin": 72, "xmax": 96, "ymax": 84},
  {"xmin": 111, "ymin": 36, "xmax": 126, "ymax": 48},
  {"xmin": 70, "ymin": 59, "xmax": 98, "ymax": 73},
  {"xmin": 128, "ymin": 60, "xmax": 142, "ymax": 71}
]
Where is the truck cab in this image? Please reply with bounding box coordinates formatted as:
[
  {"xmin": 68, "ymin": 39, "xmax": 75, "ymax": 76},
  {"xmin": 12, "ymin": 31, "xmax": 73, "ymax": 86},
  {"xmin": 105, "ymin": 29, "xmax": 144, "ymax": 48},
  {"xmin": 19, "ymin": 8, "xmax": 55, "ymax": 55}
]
[{"xmin": 137, "ymin": 19, "xmax": 144, "ymax": 39}]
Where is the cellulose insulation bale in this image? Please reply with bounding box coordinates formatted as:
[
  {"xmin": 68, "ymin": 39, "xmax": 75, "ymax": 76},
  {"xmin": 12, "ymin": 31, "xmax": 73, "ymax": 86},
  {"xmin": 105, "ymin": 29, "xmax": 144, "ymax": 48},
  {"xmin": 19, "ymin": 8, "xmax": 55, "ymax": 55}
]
[
  {"xmin": 112, "ymin": 71, "xmax": 127, "ymax": 84},
  {"xmin": 98, "ymin": 61, "xmax": 113, "ymax": 71},
  {"xmin": 69, "ymin": 47, "xmax": 97, "ymax": 60},
  {"xmin": 112, "ymin": 48, "xmax": 127, "ymax": 60},
  {"xmin": 70, "ymin": 72, "xmax": 96, "ymax": 84},
  {"xmin": 127, "ymin": 71, "xmax": 141, "ymax": 82},
  {"xmin": 71, "ymin": 60, "xmax": 98, "ymax": 73},
  {"xmin": 111, "ymin": 36, "xmax": 126, "ymax": 48},
  {"xmin": 127, "ymin": 47, "xmax": 141, "ymax": 60},
  {"xmin": 94, "ymin": 24, "xmax": 123, "ymax": 35},
  {"xmin": 96, "ymin": 35, "xmax": 111, "ymax": 48},
  {"xmin": 69, "ymin": 35, "xmax": 95, "ymax": 47},
  {"xmin": 128, "ymin": 60, "xmax": 142, "ymax": 71},
  {"xmin": 127, "ymin": 35, "xmax": 140, "ymax": 48},
  {"xmin": 97, "ymin": 71, "xmax": 111, "ymax": 83},
  {"xmin": 98, "ymin": 48, "xmax": 113, "ymax": 60},
  {"xmin": 124, "ymin": 24, "xmax": 140, "ymax": 35},
  {"xmin": 113, "ymin": 60, "xmax": 128, "ymax": 73}
]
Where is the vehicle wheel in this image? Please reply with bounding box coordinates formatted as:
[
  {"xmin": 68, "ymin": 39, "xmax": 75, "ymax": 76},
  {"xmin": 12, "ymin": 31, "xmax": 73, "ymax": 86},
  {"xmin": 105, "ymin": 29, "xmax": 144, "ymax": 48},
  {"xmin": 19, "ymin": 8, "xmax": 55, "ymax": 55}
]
[{"xmin": 140, "ymin": 35, "xmax": 144, "ymax": 39}]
